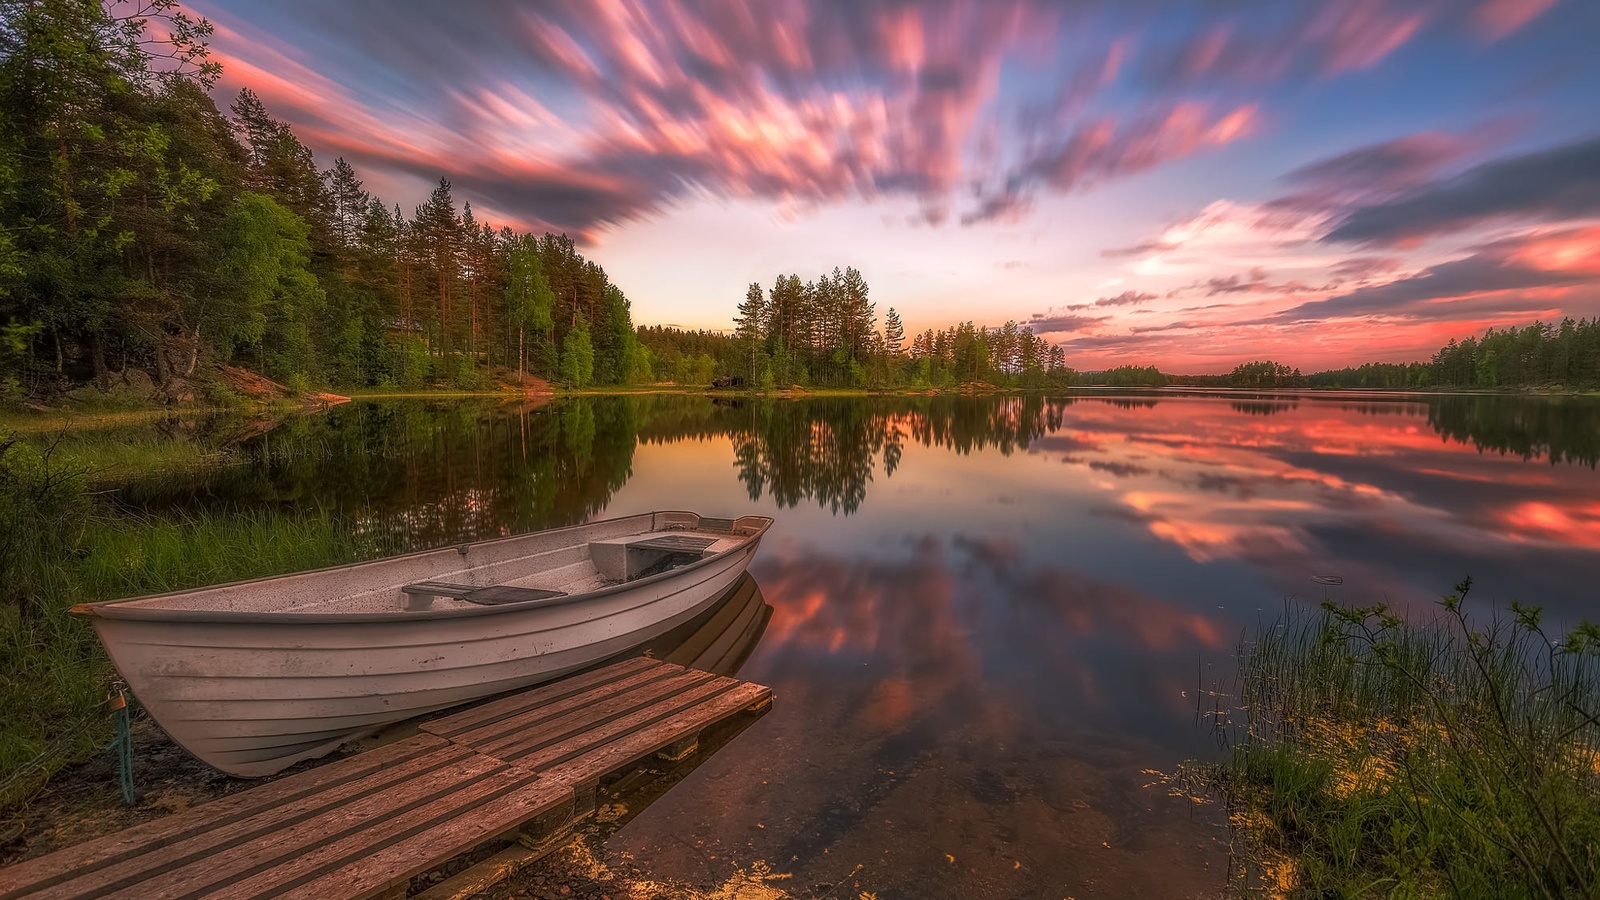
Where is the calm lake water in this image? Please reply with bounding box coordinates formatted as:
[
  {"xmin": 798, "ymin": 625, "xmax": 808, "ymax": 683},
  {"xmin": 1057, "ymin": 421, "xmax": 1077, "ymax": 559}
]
[{"xmin": 118, "ymin": 391, "xmax": 1600, "ymax": 897}]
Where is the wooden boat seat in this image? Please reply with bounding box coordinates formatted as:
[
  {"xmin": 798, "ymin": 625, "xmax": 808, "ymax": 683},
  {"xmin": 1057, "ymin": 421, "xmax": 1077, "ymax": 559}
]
[
  {"xmin": 588, "ymin": 534, "xmax": 719, "ymax": 582},
  {"xmin": 401, "ymin": 581, "xmax": 567, "ymax": 608},
  {"xmin": 627, "ymin": 535, "xmax": 718, "ymax": 554}
]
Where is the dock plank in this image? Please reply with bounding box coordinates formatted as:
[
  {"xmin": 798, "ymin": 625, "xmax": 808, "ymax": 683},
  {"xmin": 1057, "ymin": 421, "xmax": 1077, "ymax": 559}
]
[
  {"xmin": 0, "ymin": 734, "xmax": 451, "ymax": 899},
  {"xmin": 544, "ymin": 682, "xmax": 771, "ymax": 787},
  {"xmin": 273, "ymin": 779, "xmax": 571, "ymax": 900},
  {"xmin": 419, "ymin": 657, "xmax": 660, "ymax": 738},
  {"xmin": 502, "ymin": 677, "xmax": 742, "ymax": 770},
  {"xmin": 470, "ymin": 671, "xmax": 722, "ymax": 762},
  {"xmin": 460, "ymin": 666, "xmax": 716, "ymax": 755},
  {"xmin": 99, "ymin": 755, "xmax": 521, "ymax": 900},
  {"xmin": 18, "ymin": 742, "xmax": 476, "ymax": 900},
  {"xmin": 433, "ymin": 665, "xmax": 691, "ymax": 752}
]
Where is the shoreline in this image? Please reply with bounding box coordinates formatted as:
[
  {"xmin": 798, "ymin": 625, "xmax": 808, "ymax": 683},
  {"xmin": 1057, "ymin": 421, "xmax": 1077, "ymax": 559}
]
[{"xmin": 4, "ymin": 382, "xmax": 1596, "ymax": 432}]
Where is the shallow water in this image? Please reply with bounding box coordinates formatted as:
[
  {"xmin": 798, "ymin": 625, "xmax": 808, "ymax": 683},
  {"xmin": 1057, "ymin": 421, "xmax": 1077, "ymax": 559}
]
[{"xmin": 115, "ymin": 391, "xmax": 1600, "ymax": 897}]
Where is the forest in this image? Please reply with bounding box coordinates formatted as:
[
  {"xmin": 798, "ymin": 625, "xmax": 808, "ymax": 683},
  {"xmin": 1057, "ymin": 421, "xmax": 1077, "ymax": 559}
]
[
  {"xmin": 1309, "ymin": 320, "xmax": 1600, "ymax": 390},
  {"xmin": 728, "ymin": 269, "xmax": 1074, "ymax": 390},
  {"xmin": 1102, "ymin": 320, "xmax": 1600, "ymax": 392},
  {"xmin": 0, "ymin": 0, "xmax": 653, "ymax": 401}
]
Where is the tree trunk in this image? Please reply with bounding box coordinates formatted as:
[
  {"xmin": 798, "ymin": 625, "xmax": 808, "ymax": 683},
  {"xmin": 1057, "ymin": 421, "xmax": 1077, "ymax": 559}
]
[
  {"xmin": 91, "ymin": 332, "xmax": 109, "ymax": 389},
  {"xmin": 183, "ymin": 324, "xmax": 201, "ymax": 377}
]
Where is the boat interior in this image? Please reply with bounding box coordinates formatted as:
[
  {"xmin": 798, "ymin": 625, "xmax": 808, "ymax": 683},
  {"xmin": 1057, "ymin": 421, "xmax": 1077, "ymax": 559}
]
[{"xmin": 85, "ymin": 512, "xmax": 770, "ymax": 616}]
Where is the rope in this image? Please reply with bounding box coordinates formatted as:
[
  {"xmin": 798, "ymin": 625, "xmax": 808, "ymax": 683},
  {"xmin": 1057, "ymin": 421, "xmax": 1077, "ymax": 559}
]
[{"xmin": 108, "ymin": 680, "xmax": 135, "ymax": 805}]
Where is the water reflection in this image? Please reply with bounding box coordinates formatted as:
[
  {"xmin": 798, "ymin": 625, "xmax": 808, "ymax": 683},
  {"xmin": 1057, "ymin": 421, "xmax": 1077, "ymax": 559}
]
[{"xmin": 122, "ymin": 391, "xmax": 1600, "ymax": 616}]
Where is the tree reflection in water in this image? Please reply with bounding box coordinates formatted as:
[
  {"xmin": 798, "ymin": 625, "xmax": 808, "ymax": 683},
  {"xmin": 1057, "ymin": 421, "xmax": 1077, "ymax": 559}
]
[{"xmin": 112, "ymin": 391, "xmax": 1600, "ymax": 552}]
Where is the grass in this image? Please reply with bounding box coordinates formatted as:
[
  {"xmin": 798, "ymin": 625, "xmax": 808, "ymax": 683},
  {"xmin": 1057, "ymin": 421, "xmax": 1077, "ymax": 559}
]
[
  {"xmin": 1196, "ymin": 583, "xmax": 1600, "ymax": 898},
  {"xmin": 0, "ymin": 436, "xmax": 402, "ymax": 812}
]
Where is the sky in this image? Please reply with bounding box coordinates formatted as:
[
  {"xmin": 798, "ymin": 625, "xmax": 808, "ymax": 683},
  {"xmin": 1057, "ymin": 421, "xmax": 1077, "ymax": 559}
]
[{"xmin": 188, "ymin": 0, "xmax": 1600, "ymax": 372}]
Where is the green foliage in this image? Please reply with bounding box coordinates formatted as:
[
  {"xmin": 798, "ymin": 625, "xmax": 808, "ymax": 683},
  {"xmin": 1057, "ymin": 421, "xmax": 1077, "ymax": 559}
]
[
  {"xmin": 714, "ymin": 268, "xmax": 1073, "ymax": 391},
  {"xmin": 1311, "ymin": 319, "xmax": 1600, "ymax": 391},
  {"xmin": 0, "ymin": 1, "xmax": 639, "ymax": 398},
  {"xmin": 560, "ymin": 318, "xmax": 595, "ymax": 388},
  {"xmin": 1078, "ymin": 365, "xmax": 1167, "ymax": 387},
  {"xmin": 0, "ymin": 427, "xmax": 408, "ymax": 808},
  {"xmin": 1230, "ymin": 360, "xmax": 1302, "ymax": 388},
  {"xmin": 1206, "ymin": 586, "xmax": 1600, "ymax": 897}
]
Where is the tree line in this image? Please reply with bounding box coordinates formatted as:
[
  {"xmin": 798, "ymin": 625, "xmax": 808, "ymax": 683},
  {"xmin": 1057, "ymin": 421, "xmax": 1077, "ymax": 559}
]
[
  {"xmin": 1080, "ymin": 320, "xmax": 1600, "ymax": 392},
  {"xmin": 1306, "ymin": 320, "xmax": 1600, "ymax": 390},
  {"xmin": 730, "ymin": 268, "xmax": 1074, "ymax": 390},
  {"xmin": 0, "ymin": 0, "xmax": 649, "ymax": 399}
]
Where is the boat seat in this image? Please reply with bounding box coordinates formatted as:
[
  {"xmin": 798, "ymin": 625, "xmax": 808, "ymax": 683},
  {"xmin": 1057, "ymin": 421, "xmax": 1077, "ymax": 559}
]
[
  {"xmin": 588, "ymin": 534, "xmax": 719, "ymax": 582},
  {"xmin": 401, "ymin": 581, "xmax": 567, "ymax": 609},
  {"xmin": 627, "ymin": 535, "xmax": 718, "ymax": 554}
]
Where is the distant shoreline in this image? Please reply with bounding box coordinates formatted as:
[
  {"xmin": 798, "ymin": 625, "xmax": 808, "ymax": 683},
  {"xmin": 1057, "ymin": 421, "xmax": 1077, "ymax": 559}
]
[{"xmin": 5, "ymin": 383, "xmax": 1597, "ymax": 429}]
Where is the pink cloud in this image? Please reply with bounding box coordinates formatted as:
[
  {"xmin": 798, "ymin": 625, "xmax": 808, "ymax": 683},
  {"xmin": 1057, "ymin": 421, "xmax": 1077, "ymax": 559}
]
[{"xmin": 1472, "ymin": 0, "xmax": 1561, "ymax": 40}]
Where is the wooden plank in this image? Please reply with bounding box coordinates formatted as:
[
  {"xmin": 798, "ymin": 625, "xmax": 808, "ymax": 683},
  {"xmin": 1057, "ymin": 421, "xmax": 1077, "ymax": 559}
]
[
  {"xmin": 629, "ymin": 535, "xmax": 717, "ymax": 553},
  {"xmin": 420, "ymin": 657, "xmax": 660, "ymax": 738},
  {"xmin": 410, "ymin": 843, "xmax": 547, "ymax": 900},
  {"xmin": 275, "ymin": 779, "xmax": 571, "ymax": 900},
  {"xmin": 18, "ymin": 742, "xmax": 477, "ymax": 900},
  {"xmin": 543, "ymin": 683, "xmax": 771, "ymax": 789},
  {"xmin": 469, "ymin": 670, "xmax": 721, "ymax": 763},
  {"xmin": 211, "ymin": 774, "xmax": 562, "ymax": 900},
  {"xmin": 504, "ymin": 676, "xmax": 742, "ymax": 771},
  {"xmin": 434, "ymin": 664, "xmax": 690, "ymax": 751},
  {"xmin": 98, "ymin": 755, "xmax": 526, "ymax": 900},
  {"xmin": 0, "ymin": 734, "xmax": 450, "ymax": 900}
]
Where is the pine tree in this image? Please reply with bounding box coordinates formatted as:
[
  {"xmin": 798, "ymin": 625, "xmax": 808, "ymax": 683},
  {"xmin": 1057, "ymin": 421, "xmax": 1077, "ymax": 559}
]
[
  {"xmin": 884, "ymin": 307, "xmax": 905, "ymax": 356},
  {"xmin": 323, "ymin": 158, "xmax": 368, "ymax": 250},
  {"xmin": 735, "ymin": 282, "xmax": 766, "ymax": 385}
]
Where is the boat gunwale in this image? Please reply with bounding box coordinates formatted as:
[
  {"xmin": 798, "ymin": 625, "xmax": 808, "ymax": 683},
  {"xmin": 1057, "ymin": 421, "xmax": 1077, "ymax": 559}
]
[{"xmin": 70, "ymin": 511, "xmax": 772, "ymax": 625}]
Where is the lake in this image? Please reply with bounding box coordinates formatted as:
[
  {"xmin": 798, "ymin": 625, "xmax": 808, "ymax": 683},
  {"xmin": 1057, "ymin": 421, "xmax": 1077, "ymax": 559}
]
[{"xmin": 113, "ymin": 390, "xmax": 1600, "ymax": 897}]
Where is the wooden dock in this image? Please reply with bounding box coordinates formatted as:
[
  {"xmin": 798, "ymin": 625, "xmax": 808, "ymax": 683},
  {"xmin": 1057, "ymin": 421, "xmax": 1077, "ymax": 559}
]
[{"xmin": 0, "ymin": 657, "xmax": 773, "ymax": 900}]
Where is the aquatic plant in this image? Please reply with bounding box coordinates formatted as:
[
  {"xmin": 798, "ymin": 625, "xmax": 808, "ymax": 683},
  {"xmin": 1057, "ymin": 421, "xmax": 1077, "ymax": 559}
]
[
  {"xmin": 1203, "ymin": 582, "xmax": 1600, "ymax": 898},
  {"xmin": 0, "ymin": 434, "xmax": 395, "ymax": 812}
]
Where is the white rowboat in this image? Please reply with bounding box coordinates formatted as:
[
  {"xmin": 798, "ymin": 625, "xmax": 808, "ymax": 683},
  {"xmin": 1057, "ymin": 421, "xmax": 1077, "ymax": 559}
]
[{"xmin": 73, "ymin": 511, "xmax": 773, "ymax": 777}]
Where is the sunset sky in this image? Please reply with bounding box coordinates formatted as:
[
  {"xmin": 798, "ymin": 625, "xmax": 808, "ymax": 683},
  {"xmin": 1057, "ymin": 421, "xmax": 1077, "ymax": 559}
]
[{"xmin": 188, "ymin": 0, "xmax": 1600, "ymax": 372}]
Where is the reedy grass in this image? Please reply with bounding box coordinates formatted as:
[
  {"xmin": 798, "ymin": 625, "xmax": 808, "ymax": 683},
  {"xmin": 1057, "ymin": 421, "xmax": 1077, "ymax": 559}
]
[
  {"xmin": 1200, "ymin": 582, "xmax": 1600, "ymax": 898},
  {"xmin": 0, "ymin": 437, "xmax": 399, "ymax": 813}
]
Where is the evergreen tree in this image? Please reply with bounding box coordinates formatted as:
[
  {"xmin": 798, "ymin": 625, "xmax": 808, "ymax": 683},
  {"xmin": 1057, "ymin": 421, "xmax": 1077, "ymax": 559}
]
[
  {"xmin": 734, "ymin": 282, "xmax": 765, "ymax": 384},
  {"xmin": 884, "ymin": 308, "xmax": 905, "ymax": 356}
]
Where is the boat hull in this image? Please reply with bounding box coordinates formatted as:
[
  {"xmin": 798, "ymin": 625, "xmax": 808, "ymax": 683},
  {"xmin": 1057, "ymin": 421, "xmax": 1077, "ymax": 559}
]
[{"xmin": 92, "ymin": 538, "xmax": 760, "ymax": 776}]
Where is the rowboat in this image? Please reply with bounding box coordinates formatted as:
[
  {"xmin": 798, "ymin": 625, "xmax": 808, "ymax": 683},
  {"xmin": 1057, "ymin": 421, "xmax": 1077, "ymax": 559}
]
[{"xmin": 72, "ymin": 511, "xmax": 773, "ymax": 777}]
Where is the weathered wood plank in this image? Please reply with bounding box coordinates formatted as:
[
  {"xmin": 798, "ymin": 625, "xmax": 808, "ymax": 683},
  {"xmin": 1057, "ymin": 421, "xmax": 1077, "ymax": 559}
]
[
  {"xmin": 98, "ymin": 755, "xmax": 525, "ymax": 900},
  {"xmin": 437, "ymin": 664, "xmax": 690, "ymax": 751},
  {"xmin": 18, "ymin": 742, "xmax": 476, "ymax": 900},
  {"xmin": 504, "ymin": 676, "xmax": 742, "ymax": 771},
  {"xmin": 270, "ymin": 778, "xmax": 570, "ymax": 900},
  {"xmin": 543, "ymin": 682, "xmax": 771, "ymax": 788},
  {"xmin": 0, "ymin": 734, "xmax": 451, "ymax": 900},
  {"xmin": 420, "ymin": 657, "xmax": 660, "ymax": 738},
  {"xmin": 410, "ymin": 843, "xmax": 548, "ymax": 900},
  {"xmin": 471, "ymin": 671, "xmax": 722, "ymax": 763}
]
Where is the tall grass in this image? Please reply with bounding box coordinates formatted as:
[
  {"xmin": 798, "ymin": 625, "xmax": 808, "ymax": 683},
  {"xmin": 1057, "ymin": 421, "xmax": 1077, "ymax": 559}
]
[
  {"xmin": 1205, "ymin": 583, "xmax": 1600, "ymax": 898},
  {"xmin": 0, "ymin": 437, "xmax": 400, "ymax": 812}
]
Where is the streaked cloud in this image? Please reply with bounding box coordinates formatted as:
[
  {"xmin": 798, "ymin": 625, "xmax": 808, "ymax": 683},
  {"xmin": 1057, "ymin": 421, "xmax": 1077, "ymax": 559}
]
[{"xmin": 1324, "ymin": 137, "xmax": 1600, "ymax": 246}]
